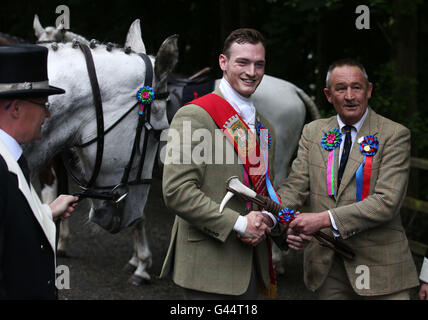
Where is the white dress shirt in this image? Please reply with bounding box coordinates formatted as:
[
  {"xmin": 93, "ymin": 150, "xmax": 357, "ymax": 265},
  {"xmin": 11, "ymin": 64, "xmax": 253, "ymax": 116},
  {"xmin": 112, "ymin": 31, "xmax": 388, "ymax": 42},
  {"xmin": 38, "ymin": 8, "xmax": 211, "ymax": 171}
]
[
  {"xmin": 219, "ymin": 78, "xmax": 277, "ymax": 234},
  {"xmin": 329, "ymin": 107, "xmax": 369, "ymax": 236},
  {"xmin": 219, "ymin": 78, "xmax": 256, "ymax": 132},
  {"xmin": 0, "ymin": 128, "xmax": 22, "ymax": 161}
]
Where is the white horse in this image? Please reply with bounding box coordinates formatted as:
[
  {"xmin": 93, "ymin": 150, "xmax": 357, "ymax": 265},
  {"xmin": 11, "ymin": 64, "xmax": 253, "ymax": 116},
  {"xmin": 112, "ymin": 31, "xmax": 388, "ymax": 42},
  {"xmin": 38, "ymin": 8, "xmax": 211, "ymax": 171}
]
[{"xmin": 25, "ymin": 19, "xmax": 179, "ymax": 285}]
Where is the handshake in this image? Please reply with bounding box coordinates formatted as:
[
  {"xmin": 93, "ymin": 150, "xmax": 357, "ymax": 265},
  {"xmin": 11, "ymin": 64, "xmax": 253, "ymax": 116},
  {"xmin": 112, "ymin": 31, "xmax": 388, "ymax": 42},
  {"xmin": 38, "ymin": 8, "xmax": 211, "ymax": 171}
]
[{"xmin": 237, "ymin": 210, "xmax": 311, "ymax": 250}]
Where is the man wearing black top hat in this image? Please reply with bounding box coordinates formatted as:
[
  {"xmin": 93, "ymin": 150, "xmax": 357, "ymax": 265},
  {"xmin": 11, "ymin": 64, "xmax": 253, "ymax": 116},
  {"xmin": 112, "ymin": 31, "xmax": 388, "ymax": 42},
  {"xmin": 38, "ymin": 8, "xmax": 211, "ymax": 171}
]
[{"xmin": 0, "ymin": 44, "xmax": 78, "ymax": 300}]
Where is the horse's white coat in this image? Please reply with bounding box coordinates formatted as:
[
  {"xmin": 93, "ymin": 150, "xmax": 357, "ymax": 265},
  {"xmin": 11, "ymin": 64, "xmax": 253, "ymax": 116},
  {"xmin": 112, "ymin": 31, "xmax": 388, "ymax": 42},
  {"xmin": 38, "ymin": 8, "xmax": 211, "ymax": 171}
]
[{"xmin": 27, "ymin": 19, "xmax": 178, "ymax": 284}]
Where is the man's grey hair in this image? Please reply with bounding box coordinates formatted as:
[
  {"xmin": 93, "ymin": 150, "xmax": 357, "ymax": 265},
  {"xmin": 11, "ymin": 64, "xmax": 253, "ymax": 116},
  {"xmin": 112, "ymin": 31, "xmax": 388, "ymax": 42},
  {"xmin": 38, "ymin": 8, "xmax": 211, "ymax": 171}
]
[{"xmin": 325, "ymin": 58, "xmax": 369, "ymax": 88}]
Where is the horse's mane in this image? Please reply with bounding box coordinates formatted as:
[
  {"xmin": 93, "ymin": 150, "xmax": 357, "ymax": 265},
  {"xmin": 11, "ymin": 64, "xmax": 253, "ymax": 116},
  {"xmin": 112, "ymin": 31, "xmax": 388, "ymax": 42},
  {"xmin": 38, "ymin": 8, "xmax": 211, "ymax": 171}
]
[
  {"xmin": 62, "ymin": 30, "xmax": 90, "ymax": 45},
  {"xmin": 45, "ymin": 38, "xmax": 154, "ymax": 59}
]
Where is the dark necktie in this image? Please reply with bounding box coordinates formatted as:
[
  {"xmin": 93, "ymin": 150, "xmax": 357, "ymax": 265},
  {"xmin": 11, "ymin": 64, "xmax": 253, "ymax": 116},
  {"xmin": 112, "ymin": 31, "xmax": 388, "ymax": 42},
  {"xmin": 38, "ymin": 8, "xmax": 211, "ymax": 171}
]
[
  {"xmin": 337, "ymin": 125, "xmax": 353, "ymax": 190},
  {"xmin": 18, "ymin": 155, "xmax": 31, "ymax": 184}
]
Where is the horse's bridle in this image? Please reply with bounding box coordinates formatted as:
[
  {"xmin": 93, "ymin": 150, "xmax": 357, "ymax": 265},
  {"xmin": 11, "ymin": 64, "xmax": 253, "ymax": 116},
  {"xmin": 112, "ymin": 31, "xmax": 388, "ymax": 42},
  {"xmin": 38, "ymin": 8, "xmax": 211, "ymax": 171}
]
[{"xmin": 61, "ymin": 43, "xmax": 169, "ymax": 211}]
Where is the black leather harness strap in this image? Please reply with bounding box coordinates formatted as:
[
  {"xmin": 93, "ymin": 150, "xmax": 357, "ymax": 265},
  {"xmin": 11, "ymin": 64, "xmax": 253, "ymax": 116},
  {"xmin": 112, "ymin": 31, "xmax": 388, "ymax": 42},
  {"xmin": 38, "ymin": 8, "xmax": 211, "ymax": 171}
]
[
  {"xmin": 76, "ymin": 101, "xmax": 139, "ymax": 148},
  {"xmin": 121, "ymin": 53, "xmax": 154, "ymax": 185},
  {"xmin": 62, "ymin": 44, "xmax": 170, "ymax": 207},
  {"xmin": 136, "ymin": 54, "xmax": 155, "ymax": 183},
  {"xmin": 78, "ymin": 43, "xmax": 104, "ymax": 188}
]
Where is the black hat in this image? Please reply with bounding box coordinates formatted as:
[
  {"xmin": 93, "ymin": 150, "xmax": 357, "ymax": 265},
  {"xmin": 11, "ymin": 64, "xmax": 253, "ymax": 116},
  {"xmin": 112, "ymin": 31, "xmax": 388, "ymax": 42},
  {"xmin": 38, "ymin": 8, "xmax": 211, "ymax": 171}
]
[{"xmin": 0, "ymin": 44, "xmax": 65, "ymax": 99}]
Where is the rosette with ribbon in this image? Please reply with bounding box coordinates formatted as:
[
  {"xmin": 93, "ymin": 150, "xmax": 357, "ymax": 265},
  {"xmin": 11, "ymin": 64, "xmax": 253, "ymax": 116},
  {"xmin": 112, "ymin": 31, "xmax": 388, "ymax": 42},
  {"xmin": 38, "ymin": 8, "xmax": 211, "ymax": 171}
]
[
  {"xmin": 356, "ymin": 135, "xmax": 379, "ymax": 201},
  {"xmin": 321, "ymin": 129, "xmax": 342, "ymax": 196},
  {"xmin": 256, "ymin": 122, "xmax": 295, "ymax": 225},
  {"xmin": 277, "ymin": 207, "xmax": 297, "ymax": 225},
  {"xmin": 136, "ymin": 86, "xmax": 155, "ymax": 115},
  {"xmin": 256, "ymin": 122, "xmax": 272, "ymax": 149}
]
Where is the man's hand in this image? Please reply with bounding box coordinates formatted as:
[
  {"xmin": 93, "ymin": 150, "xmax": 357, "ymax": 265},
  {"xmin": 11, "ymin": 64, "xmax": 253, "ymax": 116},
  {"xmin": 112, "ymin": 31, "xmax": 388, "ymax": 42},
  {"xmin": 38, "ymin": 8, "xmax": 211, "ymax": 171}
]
[
  {"xmin": 260, "ymin": 211, "xmax": 275, "ymax": 228},
  {"xmin": 419, "ymin": 283, "xmax": 428, "ymax": 300},
  {"xmin": 50, "ymin": 194, "xmax": 79, "ymax": 221},
  {"xmin": 289, "ymin": 211, "xmax": 331, "ymax": 235},
  {"xmin": 238, "ymin": 211, "xmax": 271, "ymax": 246},
  {"xmin": 286, "ymin": 227, "xmax": 312, "ymax": 251}
]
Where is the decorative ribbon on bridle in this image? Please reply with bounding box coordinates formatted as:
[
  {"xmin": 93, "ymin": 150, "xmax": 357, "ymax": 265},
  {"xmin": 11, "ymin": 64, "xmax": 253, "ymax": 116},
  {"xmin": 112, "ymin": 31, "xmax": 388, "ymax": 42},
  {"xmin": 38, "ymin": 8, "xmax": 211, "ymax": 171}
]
[
  {"xmin": 321, "ymin": 129, "xmax": 342, "ymax": 196},
  {"xmin": 356, "ymin": 135, "xmax": 379, "ymax": 201},
  {"xmin": 257, "ymin": 123, "xmax": 296, "ymax": 224},
  {"xmin": 136, "ymin": 86, "xmax": 155, "ymax": 115}
]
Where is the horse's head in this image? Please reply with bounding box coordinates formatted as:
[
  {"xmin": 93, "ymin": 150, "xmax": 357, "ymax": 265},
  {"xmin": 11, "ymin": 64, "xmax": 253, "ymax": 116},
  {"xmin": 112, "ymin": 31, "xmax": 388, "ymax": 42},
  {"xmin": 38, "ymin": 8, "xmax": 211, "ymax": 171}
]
[
  {"xmin": 125, "ymin": 19, "xmax": 178, "ymax": 132},
  {"xmin": 80, "ymin": 21, "xmax": 178, "ymax": 233},
  {"xmin": 25, "ymin": 19, "xmax": 178, "ymax": 233}
]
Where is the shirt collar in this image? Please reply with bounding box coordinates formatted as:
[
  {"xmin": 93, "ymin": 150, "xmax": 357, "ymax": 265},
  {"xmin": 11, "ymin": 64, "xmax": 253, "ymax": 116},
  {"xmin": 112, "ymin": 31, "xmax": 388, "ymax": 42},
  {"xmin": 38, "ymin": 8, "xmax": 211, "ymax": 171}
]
[
  {"xmin": 0, "ymin": 128, "xmax": 22, "ymax": 161},
  {"xmin": 337, "ymin": 107, "xmax": 369, "ymax": 134},
  {"xmin": 219, "ymin": 77, "xmax": 256, "ymax": 126}
]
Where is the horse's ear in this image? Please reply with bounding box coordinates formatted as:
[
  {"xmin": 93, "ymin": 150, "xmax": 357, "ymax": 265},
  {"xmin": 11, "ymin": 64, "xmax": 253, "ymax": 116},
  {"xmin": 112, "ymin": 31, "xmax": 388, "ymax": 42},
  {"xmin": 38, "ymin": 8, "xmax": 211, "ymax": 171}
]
[
  {"xmin": 125, "ymin": 19, "xmax": 146, "ymax": 54},
  {"xmin": 33, "ymin": 14, "xmax": 44, "ymax": 38},
  {"xmin": 154, "ymin": 34, "xmax": 179, "ymax": 87}
]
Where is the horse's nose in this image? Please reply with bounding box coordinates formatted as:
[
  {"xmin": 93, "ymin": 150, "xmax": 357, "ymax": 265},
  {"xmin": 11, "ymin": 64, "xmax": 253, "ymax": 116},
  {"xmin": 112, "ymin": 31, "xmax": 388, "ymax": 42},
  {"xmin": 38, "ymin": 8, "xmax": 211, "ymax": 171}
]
[{"xmin": 89, "ymin": 206, "xmax": 122, "ymax": 234}]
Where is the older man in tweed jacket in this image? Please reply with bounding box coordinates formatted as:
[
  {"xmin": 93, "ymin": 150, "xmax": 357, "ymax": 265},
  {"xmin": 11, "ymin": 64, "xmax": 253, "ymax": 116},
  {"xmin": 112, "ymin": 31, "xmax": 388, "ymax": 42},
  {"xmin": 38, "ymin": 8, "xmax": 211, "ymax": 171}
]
[{"xmin": 278, "ymin": 58, "xmax": 419, "ymax": 299}]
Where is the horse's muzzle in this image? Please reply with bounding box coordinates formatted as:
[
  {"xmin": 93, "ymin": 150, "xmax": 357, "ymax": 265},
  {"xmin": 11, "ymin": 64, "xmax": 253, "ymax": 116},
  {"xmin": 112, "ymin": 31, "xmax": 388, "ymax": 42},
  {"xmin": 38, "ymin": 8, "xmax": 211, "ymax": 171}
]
[{"xmin": 89, "ymin": 205, "xmax": 123, "ymax": 234}]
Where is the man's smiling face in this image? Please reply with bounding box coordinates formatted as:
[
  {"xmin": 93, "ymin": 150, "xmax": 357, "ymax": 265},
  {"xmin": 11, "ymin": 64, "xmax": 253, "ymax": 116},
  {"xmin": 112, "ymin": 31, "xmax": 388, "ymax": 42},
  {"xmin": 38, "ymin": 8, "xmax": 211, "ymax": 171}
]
[
  {"xmin": 219, "ymin": 41, "xmax": 265, "ymax": 98},
  {"xmin": 324, "ymin": 65, "xmax": 373, "ymax": 125}
]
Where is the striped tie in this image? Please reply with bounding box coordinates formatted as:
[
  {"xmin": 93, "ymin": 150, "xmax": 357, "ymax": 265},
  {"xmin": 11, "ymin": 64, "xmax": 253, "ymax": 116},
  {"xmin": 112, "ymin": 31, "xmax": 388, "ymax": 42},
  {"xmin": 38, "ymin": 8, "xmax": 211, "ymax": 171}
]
[{"xmin": 337, "ymin": 125, "xmax": 353, "ymax": 190}]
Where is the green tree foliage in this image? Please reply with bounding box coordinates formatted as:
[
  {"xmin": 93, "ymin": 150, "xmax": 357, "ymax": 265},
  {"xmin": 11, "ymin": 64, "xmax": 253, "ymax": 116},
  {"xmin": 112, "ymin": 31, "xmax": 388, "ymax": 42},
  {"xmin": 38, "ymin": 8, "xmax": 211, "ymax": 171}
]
[{"xmin": 0, "ymin": 0, "xmax": 424, "ymax": 157}]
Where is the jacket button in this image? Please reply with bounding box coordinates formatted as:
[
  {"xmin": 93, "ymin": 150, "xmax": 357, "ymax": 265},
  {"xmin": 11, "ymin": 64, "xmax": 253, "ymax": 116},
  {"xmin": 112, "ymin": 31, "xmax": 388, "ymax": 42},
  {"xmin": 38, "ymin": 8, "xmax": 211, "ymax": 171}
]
[{"xmin": 40, "ymin": 244, "xmax": 45, "ymax": 251}]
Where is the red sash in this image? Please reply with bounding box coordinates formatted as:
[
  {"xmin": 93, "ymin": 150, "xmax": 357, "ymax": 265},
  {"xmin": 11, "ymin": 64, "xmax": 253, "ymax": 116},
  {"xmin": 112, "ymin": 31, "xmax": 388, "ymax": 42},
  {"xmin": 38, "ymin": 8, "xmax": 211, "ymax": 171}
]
[
  {"xmin": 188, "ymin": 93, "xmax": 268, "ymax": 196},
  {"xmin": 188, "ymin": 93, "xmax": 277, "ymax": 298}
]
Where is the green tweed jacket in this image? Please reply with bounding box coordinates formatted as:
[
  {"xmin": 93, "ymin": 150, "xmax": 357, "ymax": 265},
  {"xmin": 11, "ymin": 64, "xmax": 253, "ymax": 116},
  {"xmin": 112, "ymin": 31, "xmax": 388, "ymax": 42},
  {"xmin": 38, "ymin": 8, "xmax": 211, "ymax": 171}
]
[
  {"xmin": 278, "ymin": 108, "xmax": 419, "ymax": 296},
  {"xmin": 159, "ymin": 90, "xmax": 279, "ymax": 296}
]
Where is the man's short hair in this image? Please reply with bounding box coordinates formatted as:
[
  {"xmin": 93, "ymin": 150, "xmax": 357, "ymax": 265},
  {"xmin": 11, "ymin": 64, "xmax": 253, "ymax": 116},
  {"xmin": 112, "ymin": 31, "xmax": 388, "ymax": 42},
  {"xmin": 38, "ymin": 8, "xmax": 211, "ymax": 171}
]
[
  {"xmin": 325, "ymin": 58, "xmax": 369, "ymax": 88},
  {"xmin": 222, "ymin": 28, "xmax": 266, "ymax": 58}
]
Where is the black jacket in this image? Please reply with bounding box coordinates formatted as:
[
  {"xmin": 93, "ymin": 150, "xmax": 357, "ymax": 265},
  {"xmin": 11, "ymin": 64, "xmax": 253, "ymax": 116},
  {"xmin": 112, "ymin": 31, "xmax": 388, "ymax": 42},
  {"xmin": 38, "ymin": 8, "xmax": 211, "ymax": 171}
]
[{"xmin": 0, "ymin": 156, "xmax": 57, "ymax": 300}]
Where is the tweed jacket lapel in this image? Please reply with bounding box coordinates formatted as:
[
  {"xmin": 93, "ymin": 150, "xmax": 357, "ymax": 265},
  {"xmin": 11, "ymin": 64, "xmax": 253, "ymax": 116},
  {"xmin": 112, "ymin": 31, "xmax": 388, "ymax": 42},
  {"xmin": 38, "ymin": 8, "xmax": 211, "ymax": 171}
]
[
  {"xmin": 0, "ymin": 139, "xmax": 56, "ymax": 252},
  {"xmin": 337, "ymin": 108, "xmax": 379, "ymax": 199},
  {"xmin": 319, "ymin": 117, "xmax": 341, "ymax": 196}
]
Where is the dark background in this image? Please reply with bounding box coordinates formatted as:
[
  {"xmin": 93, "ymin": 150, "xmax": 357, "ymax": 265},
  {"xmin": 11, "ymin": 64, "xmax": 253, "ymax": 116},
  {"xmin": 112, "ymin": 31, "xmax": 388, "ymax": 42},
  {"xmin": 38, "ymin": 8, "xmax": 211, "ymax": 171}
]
[{"xmin": 1, "ymin": 0, "xmax": 425, "ymax": 130}]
